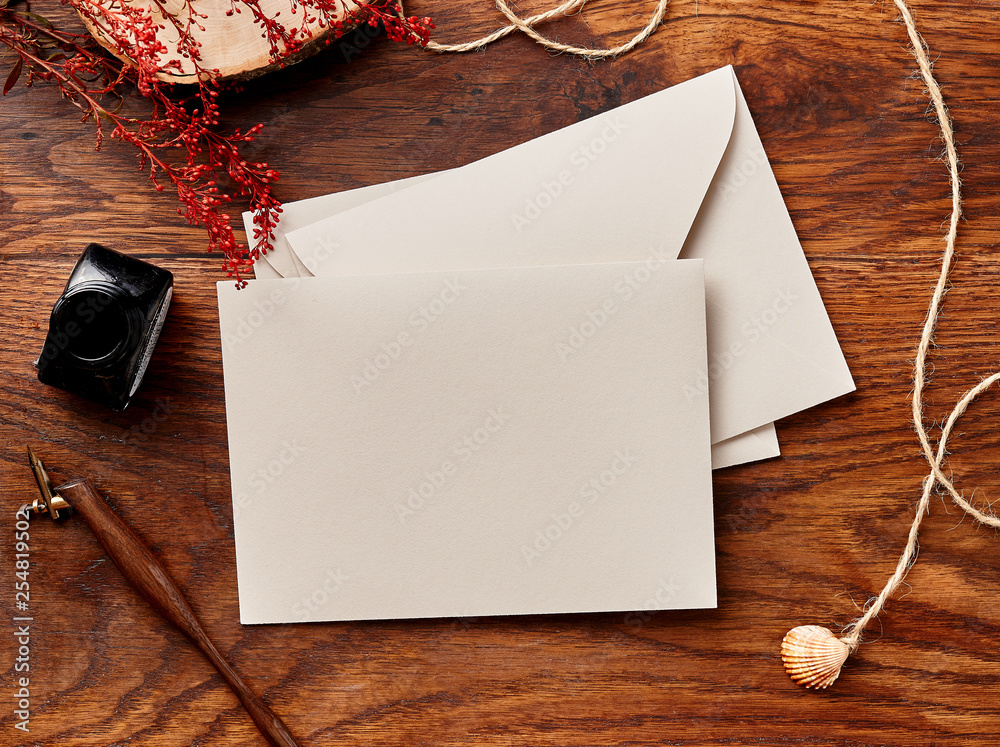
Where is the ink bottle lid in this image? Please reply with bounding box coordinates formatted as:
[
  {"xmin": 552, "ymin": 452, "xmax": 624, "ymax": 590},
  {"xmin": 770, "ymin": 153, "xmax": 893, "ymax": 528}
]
[{"xmin": 36, "ymin": 244, "xmax": 173, "ymax": 411}]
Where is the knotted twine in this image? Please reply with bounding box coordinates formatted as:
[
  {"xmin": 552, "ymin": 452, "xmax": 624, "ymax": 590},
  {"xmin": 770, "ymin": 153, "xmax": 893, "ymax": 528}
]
[
  {"xmin": 411, "ymin": 0, "xmax": 1000, "ymax": 675},
  {"xmin": 407, "ymin": 0, "xmax": 670, "ymax": 58}
]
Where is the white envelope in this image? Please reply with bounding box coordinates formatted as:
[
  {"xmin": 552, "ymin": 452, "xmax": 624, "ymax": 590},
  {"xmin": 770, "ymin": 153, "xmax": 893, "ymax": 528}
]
[
  {"xmin": 247, "ymin": 173, "xmax": 436, "ymax": 280},
  {"xmin": 244, "ymin": 176, "xmax": 779, "ymax": 469},
  {"xmin": 218, "ymin": 260, "xmax": 717, "ymax": 623},
  {"xmin": 711, "ymin": 423, "xmax": 780, "ymax": 471},
  {"xmin": 281, "ymin": 65, "xmax": 854, "ymax": 444}
]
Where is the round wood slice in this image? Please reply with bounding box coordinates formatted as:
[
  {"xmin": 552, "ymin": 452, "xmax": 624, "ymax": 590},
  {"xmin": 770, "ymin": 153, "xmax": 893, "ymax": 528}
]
[{"xmin": 79, "ymin": 0, "xmax": 369, "ymax": 83}]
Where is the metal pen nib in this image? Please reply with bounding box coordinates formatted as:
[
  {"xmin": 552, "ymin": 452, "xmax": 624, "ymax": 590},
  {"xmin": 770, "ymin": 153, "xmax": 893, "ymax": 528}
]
[{"xmin": 26, "ymin": 446, "xmax": 72, "ymax": 521}]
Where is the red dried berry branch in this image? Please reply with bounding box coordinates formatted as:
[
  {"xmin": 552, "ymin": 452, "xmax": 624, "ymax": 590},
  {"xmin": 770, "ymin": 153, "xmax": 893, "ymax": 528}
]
[{"xmin": 1, "ymin": 0, "xmax": 433, "ymax": 286}]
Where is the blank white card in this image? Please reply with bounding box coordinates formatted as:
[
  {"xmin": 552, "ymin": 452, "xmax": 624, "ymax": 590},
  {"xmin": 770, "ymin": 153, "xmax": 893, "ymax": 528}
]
[{"xmin": 218, "ymin": 260, "xmax": 717, "ymax": 623}]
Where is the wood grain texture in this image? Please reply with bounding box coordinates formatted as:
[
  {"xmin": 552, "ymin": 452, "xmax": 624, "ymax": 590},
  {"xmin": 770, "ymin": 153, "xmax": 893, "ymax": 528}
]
[
  {"xmin": 3, "ymin": 1, "xmax": 1000, "ymax": 744},
  {"xmin": 54, "ymin": 478, "xmax": 299, "ymax": 746}
]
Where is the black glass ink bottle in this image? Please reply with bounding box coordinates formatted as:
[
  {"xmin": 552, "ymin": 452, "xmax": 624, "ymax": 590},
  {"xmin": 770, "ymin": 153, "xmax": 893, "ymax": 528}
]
[{"xmin": 35, "ymin": 243, "xmax": 173, "ymax": 411}]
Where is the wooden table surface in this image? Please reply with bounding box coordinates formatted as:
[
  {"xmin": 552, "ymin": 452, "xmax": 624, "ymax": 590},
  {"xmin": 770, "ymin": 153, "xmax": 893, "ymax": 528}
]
[{"xmin": 3, "ymin": 1, "xmax": 1000, "ymax": 744}]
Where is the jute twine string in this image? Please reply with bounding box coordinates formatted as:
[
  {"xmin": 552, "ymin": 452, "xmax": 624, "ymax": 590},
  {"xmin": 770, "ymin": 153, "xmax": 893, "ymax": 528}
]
[
  {"xmin": 834, "ymin": 0, "xmax": 1000, "ymax": 653},
  {"xmin": 783, "ymin": 2, "xmax": 1000, "ymax": 687},
  {"xmin": 417, "ymin": 0, "xmax": 670, "ymax": 58}
]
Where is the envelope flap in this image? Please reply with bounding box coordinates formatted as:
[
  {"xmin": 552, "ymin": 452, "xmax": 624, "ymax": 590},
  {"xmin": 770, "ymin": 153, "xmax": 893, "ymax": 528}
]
[{"xmin": 284, "ymin": 66, "xmax": 738, "ymax": 274}]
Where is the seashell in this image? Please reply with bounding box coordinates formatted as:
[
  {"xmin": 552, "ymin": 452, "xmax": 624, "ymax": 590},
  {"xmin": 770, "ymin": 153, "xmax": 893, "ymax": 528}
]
[{"xmin": 781, "ymin": 625, "xmax": 851, "ymax": 690}]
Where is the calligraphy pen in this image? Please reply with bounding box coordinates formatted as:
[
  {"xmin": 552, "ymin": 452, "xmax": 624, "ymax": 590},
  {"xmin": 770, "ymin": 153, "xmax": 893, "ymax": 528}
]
[{"xmin": 23, "ymin": 446, "xmax": 301, "ymax": 747}]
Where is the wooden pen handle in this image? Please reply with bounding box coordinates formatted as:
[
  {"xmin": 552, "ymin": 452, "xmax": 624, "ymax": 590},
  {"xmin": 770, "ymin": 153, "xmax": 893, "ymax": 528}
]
[{"xmin": 56, "ymin": 478, "xmax": 301, "ymax": 747}]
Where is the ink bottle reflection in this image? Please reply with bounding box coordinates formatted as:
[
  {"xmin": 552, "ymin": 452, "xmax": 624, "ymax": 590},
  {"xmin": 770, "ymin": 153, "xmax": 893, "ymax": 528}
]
[{"xmin": 36, "ymin": 243, "xmax": 173, "ymax": 411}]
